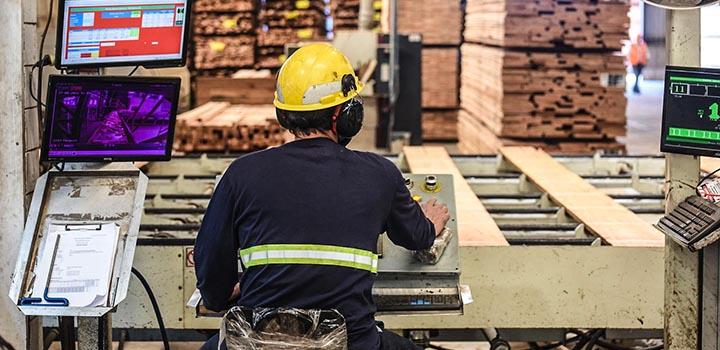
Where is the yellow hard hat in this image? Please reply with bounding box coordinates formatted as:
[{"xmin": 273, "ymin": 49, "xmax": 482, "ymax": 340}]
[{"xmin": 274, "ymin": 43, "xmax": 364, "ymax": 112}]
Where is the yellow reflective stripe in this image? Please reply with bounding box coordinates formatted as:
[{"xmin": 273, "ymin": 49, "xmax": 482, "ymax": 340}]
[{"xmin": 240, "ymin": 244, "xmax": 378, "ymax": 273}]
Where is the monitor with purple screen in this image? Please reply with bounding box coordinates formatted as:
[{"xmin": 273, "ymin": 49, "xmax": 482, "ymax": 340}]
[{"xmin": 42, "ymin": 75, "xmax": 180, "ymax": 162}]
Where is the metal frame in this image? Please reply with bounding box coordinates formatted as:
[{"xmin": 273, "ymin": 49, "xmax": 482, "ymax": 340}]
[{"xmin": 106, "ymin": 154, "xmax": 669, "ymax": 340}]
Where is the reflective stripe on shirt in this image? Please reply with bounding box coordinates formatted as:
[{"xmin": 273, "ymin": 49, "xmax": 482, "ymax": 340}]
[{"xmin": 240, "ymin": 244, "xmax": 379, "ymax": 273}]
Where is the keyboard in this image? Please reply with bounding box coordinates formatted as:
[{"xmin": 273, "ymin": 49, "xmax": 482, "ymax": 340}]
[{"xmin": 657, "ymin": 195, "xmax": 720, "ymax": 251}]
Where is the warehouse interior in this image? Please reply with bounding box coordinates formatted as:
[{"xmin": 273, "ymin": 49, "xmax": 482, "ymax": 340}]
[{"xmin": 3, "ymin": 0, "xmax": 720, "ymax": 349}]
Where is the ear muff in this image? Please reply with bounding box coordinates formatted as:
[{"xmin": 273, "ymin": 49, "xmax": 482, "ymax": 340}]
[
  {"xmin": 335, "ymin": 97, "xmax": 364, "ymax": 138},
  {"xmin": 333, "ymin": 74, "xmax": 364, "ymax": 138}
]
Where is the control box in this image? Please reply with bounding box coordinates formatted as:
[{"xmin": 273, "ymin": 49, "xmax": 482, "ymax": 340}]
[{"xmin": 374, "ymin": 174, "xmax": 461, "ymax": 314}]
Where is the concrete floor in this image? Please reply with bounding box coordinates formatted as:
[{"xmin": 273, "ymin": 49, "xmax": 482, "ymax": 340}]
[{"xmin": 620, "ymin": 78, "xmax": 664, "ymax": 155}]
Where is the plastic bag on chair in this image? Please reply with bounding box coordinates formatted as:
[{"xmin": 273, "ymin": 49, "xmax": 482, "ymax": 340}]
[{"xmin": 220, "ymin": 306, "xmax": 348, "ymax": 349}]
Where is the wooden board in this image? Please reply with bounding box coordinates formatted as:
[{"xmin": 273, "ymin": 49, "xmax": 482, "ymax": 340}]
[
  {"xmin": 194, "ymin": 76, "xmax": 276, "ymax": 106},
  {"xmin": 465, "ymin": 0, "xmax": 630, "ymax": 50},
  {"xmin": 403, "ymin": 146, "xmax": 508, "ymax": 246},
  {"xmin": 395, "ymin": 0, "xmax": 462, "ymax": 45},
  {"xmin": 501, "ymin": 146, "xmax": 663, "ymax": 247},
  {"xmin": 422, "ymin": 48, "xmax": 459, "ymax": 109},
  {"xmin": 701, "ymin": 157, "xmax": 720, "ymax": 175}
]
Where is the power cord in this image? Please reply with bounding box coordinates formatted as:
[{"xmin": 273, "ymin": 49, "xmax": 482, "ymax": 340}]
[
  {"xmin": 131, "ymin": 267, "xmax": 170, "ymax": 350},
  {"xmin": 0, "ymin": 334, "xmax": 15, "ymax": 350}
]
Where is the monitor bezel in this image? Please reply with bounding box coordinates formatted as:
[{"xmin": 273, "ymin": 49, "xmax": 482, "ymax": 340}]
[
  {"xmin": 661, "ymin": 65, "xmax": 720, "ymax": 158},
  {"xmin": 54, "ymin": 0, "xmax": 193, "ymax": 70},
  {"xmin": 41, "ymin": 74, "xmax": 181, "ymax": 162}
]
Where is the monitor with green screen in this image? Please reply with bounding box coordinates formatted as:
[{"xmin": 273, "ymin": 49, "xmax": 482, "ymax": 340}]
[{"xmin": 662, "ymin": 66, "xmax": 720, "ymax": 158}]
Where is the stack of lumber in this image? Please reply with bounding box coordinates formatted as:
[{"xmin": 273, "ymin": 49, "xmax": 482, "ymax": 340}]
[
  {"xmin": 395, "ymin": 0, "xmax": 462, "ymax": 45},
  {"xmin": 423, "ymin": 110, "xmax": 458, "ymax": 141},
  {"xmin": 192, "ymin": 0, "xmax": 256, "ymax": 73},
  {"xmin": 459, "ymin": 0, "xmax": 629, "ymax": 154},
  {"xmin": 465, "ymin": 0, "xmax": 629, "ymax": 50},
  {"xmin": 392, "ymin": 0, "xmax": 462, "ymax": 141},
  {"xmin": 256, "ymin": 0, "xmax": 327, "ymax": 69},
  {"xmin": 194, "ymin": 36, "xmax": 256, "ymax": 70},
  {"xmin": 422, "ymin": 48, "xmax": 459, "ymax": 109},
  {"xmin": 330, "ymin": 0, "xmax": 359, "ymax": 30},
  {"xmin": 330, "ymin": 0, "xmax": 382, "ymax": 31},
  {"xmin": 174, "ymin": 102, "xmax": 290, "ymax": 153}
]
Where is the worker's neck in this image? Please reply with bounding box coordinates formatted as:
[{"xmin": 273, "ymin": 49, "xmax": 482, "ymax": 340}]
[{"xmin": 294, "ymin": 130, "xmax": 338, "ymax": 143}]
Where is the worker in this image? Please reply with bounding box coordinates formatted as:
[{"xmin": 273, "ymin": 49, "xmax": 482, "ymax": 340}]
[
  {"xmin": 629, "ymin": 34, "xmax": 649, "ymax": 94},
  {"xmin": 194, "ymin": 43, "xmax": 451, "ymax": 350}
]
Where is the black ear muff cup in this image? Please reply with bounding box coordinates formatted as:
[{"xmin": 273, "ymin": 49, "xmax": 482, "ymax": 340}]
[{"xmin": 336, "ymin": 98, "xmax": 364, "ymax": 138}]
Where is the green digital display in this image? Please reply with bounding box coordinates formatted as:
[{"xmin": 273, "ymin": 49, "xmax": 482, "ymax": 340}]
[{"xmin": 662, "ymin": 66, "xmax": 720, "ymax": 157}]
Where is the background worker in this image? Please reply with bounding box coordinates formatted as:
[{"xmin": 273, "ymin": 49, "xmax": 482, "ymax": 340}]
[
  {"xmin": 629, "ymin": 34, "xmax": 649, "ymax": 94},
  {"xmin": 194, "ymin": 43, "xmax": 451, "ymax": 350}
]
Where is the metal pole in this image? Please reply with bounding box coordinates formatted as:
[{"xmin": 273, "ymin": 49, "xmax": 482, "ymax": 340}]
[
  {"xmin": 77, "ymin": 315, "xmax": 112, "ymax": 350},
  {"xmin": 664, "ymin": 8, "xmax": 702, "ymax": 350}
]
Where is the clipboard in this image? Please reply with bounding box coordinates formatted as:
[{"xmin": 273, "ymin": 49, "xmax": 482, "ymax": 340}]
[{"xmin": 19, "ymin": 223, "xmax": 120, "ymax": 308}]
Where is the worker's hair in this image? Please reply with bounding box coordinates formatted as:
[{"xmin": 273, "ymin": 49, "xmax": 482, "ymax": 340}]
[{"xmin": 276, "ymin": 106, "xmax": 336, "ymax": 136}]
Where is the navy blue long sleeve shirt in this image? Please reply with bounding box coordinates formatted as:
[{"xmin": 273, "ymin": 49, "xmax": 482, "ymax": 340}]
[{"xmin": 194, "ymin": 138, "xmax": 435, "ymax": 350}]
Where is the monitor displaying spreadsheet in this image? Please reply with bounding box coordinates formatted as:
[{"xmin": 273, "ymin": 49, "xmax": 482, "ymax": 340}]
[
  {"xmin": 55, "ymin": 0, "xmax": 192, "ymax": 69},
  {"xmin": 42, "ymin": 75, "xmax": 180, "ymax": 162},
  {"xmin": 661, "ymin": 66, "xmax": 720, "ymax": 158}
]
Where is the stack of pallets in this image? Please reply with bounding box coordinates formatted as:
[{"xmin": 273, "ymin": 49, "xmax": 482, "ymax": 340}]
[
  {"xmin": 174, "ymin": 102, "xmax": 290, "ymax": 153},
  {"xmin": 192, "ymin": 0, "xmax": 257, "ymax": 74},
  {"xmin": 459, "ymin": 0, "xmax": 629, "ymax": 154},
  {"xmin": 393, "ymin": 0, "xmax": 462, "ymax": 141},
  {"xmin": 256, "ymin": 0, "xmax": 327, "ymax": 69}
]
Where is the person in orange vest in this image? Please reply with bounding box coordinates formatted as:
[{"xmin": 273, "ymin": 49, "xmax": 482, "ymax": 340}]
[{"xmin": 629, "ymin": 34, "xmax": 649, "ymax": 94}]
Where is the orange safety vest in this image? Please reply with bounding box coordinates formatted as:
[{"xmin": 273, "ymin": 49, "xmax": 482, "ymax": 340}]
[{"xmin": 629, "ymin": 42, "xmax": 648, "ymax": 66}]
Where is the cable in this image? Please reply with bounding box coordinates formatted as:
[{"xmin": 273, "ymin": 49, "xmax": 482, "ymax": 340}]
[
  {"xmin": 0, "ymin": 334, "xmax": 15, "ymax": 350},
  {"xmin": 131, "ymin": 267, "xmax": 170, "ymax": 350},
  {"xmin": 128, "ymin": 66, "xmax": 140, "ymax": 76}
]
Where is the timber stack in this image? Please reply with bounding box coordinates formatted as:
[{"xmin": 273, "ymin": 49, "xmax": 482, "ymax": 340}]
[
  {"xmin": 395, "ymin": 0, "xmax": 462, "ymax": 142},
  {"xmin": 330, "ymin": 0, "xmax": 382, "ymax": 31},
  {"xmin": 460, "ymin": 0, "xmax": 630, "ymax": 154},
  {"xmin": 174, "ymin": 102, "xmax": 290, "ymax": 153},
  {"xmin": 191, "ymin": 0, "xmax": 257, "ymax": 75},
  {"xmin": 256, "ymin": 0, "xmax": 327, "ymax": 69}
]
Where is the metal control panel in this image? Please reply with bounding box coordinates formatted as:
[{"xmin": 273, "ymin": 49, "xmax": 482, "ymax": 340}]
[{"xmin": 374, "ymin": 174, "xmax": 461, "ymax": 314}]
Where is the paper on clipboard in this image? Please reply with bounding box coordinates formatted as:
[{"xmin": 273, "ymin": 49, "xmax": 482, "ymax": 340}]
[{"xmin": 30, "ymin": 223, "xmax": 120, "ymax": 307}]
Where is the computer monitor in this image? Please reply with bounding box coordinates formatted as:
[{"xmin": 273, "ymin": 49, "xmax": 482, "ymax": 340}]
[
  {"xmin": 42, "ymin": 75, "xmax": 181, "ymax": 162},
  {"xmin": 662, "ymin": 66, "xmax": 720, "ymax": 158},
  {"xmin": 55, "ymin": 0, "xmax": 192, "ymax": 69}
]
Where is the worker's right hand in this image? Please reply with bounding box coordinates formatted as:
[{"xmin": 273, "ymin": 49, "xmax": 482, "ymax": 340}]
[{"xmin": 421, "ymin": 198, "xmax": 451, "ymax": 236}]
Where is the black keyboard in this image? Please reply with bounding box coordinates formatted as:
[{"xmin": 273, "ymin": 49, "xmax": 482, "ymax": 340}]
[{"xmin": 657, "ymin": 196, "xmax": 720, "ymax": 251}]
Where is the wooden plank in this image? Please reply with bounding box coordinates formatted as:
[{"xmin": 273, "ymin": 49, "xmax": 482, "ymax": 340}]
[
  {"xmin": 403, "ymin": 146, "xmax": 508, "ymax": 246},
  {"xmin": 701, "ymin": 157, "xmax": 720, "ymax": 175},
  {"xmin": 501, "ymin": 146, "xmax": 663, "ymax": 247}
]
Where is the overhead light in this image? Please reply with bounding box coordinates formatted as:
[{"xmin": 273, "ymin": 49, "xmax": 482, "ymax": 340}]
[{"xmin": 643, "ymin": 0, "xmax": 719, "ymax": 9}]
